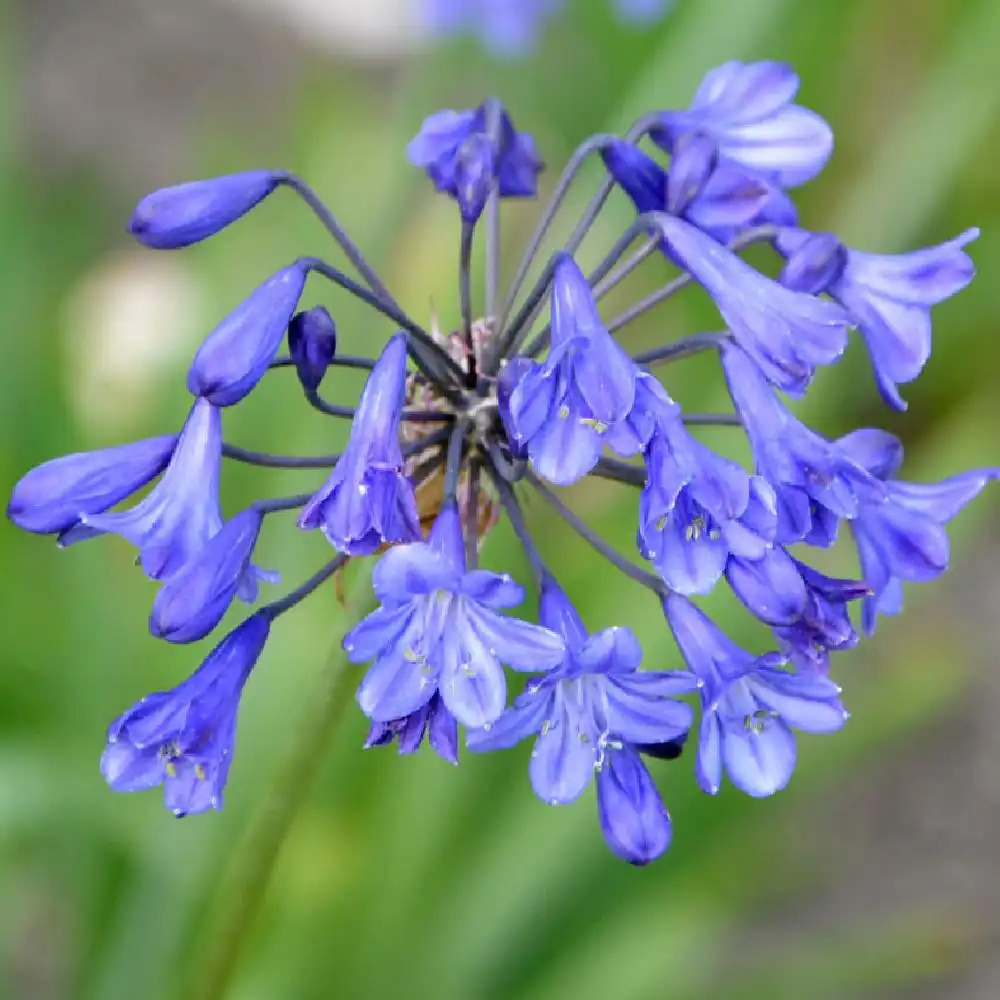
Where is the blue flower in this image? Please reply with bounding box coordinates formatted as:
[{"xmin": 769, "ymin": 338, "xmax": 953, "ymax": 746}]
[
  {"xmin": 364, "ymin": 693, "xmax": 459, "ymax": 765},
  {"xmin": 408, "ymin": 103, "xmax": 543, "ymax": 210},
  {"xmin": 721, "ymin": 342, "xmax": 884, "ymax": 543},
  {"xmin": 7, "ymin": 434, "xmax": 176, "ymax": 541},
  {"xmin": 288, "ymin": 306, "xmax": 337, "ymax": 392},
  {"xmin": 601, "ymin": 137, "xmax": 791, "ymax": 245},
  {"xmin": 83, "ymin": 399, "xmax": 228, "ymax": 580},
  {"xmin": 664, "ymin": 593, "xmax": 847, "ymax": 797},
  {"xmin": 344, "ymin": 502, "xmax": 565, "ymax": 729},
  {"xmin": 778, "ymin": 227, "xmax": 980, "ymax": 410},
  {"xmin": 652, "ymin": 60, "xmax": 833, "ymax": 187},
  {"xmin": 149, "ymin": 507, "xmax": 277, "ymax": 644},
  {"xmin": 724, "ymin": 543, "xmax": 807, "ymax": 626},
  {"xmin": 101, "ymin": 612, "xmax": 270, "ymax": 816},
  {"xmin": 498, "ymin": 254, "xmax": 636, "ymax": 484},
  {"xmin": 838, "ymin": 429, "xmax": 999, "ymax": 634},
  {"xmin": 468, "ymin": 577, "xmax": 698, "ymax": 864},
  {"xmin": 658, "ymin": 215, "xmax": 848, "ymax": 394},
  {"xmin": 772, "ymin": 561, "xmax": 870, "ymax": 674},
  {"xmin": 422, "ymin": 0, "xmax": 670, "ymax": 56},
  {"xmin": 188, "ymin": 261, "xmax": 309, "ymax": 407},
  {"xmin": 298, "ymin": 334, "xmax": 422, "ymax": 555},
  {"xmin": 129, "ymin": 171, "xmax": 284, "ymax": 249},
  {"xmin": 638, "ymin": 415, "xmax": 761, "ymax": 594}
]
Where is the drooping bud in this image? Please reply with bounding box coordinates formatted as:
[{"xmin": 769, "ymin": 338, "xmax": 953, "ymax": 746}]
[
  {"xmin": 149, "ymin": 507, "xmax": 273, "ymax": 644},
  {"xmin": 188, "ymin": 261, "xmax": 309, "ymax": 406},
  {"xmin": 8, "ymin": 435, "xmax": 176, "ymax": 537},
  {"xmin": 455, "ymin": 133, "xmax": 494, "ymax": 223},
  {"xmin": 778, "ymin": 230, "xmax": 847, "ymax": 294},
  {"xmin": 129, "ymin": 171, "xmax": 285, "ymax": 249},
  {"xmin": 287, "ymin": 306, "xmax": 337, "ymax": 392}
]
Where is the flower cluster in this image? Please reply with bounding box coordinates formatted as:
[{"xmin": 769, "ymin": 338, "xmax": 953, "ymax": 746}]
[
  {"xmin": 9, "ymin": 61, "xmax": 993, "ymax": 863},
  {"xmin": 423, "ymin": 0, "xmax": 672, "ymax": 56}
]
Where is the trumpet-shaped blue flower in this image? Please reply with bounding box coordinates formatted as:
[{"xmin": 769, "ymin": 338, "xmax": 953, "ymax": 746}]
[
  {"xmin": 638, "ymin": 417, "xmax": 762, "ymax": 594},
  {"xmin": 129, "ymin": 171, "xmax": 284, "ymax": 249},
  {"xmin": 288, "ymin": 306, "xmax": 337, "ymax": 392},
  {"xmin": 364, "ymin": 693, "xmax": 459, "ymax": 764},
  {"xmin": 469, "ymin": 578, "xmax": 697, "ymax": 864},
  {"xmin": 149, "ymin": 507, "xmax": 276, "ymax": 644},
  {"xmin": 298, "ymin": 334, "xmax": 421, "ymax": 555},
  {"xmin": 8, "ymin": 434, "xmax": 176, "ymax": 541},
  {"xmin": 101, "ymin": 612, "xmax": 270, "ymax": 815},
  {"xmin": 188, "ymin": 261, "xmax": 309, "ymax": 406},
  {"xmin": 345, "ymin": 503, "xmax": 565, "ymax": 729},
  {"xmin": 772, "ymin": 560, "xmax": 870, "ymax": 673},
  {"xmin": 498, "ymin": 254, "xmax": 636, "ymax": 484},
  {"xmin": 664, "ymin": 593, "xmax": 847, "ymax": 797},
  {"xmin": 408, "ymin": 103, "xmax": 543, "ymax": 208},
  {"xmin": 722, "ymin": 343, "xmax": 884, "ymax": 543},
  {"xmin": 659, "ymin": 215, "xmax": 848, "ymax": 394},
  {"xmin": 83, "ymin": 399, "xmax": 227, "ymax": 580},
  {"xmin": 838, "ymin": 429, "xmax": 998, "ymax": 634},
  {"xmin": 778, "ymin": 227, "xmax": 979, "ymax": 409},
  {"xmin": 652, "ymin": 60, "xmax": 833, "ymax": 187}
]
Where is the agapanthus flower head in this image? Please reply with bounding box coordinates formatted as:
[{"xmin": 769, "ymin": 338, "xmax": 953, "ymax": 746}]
[
  {"xmin": 7, "ymin": 434, "xmax": 176, "ymax": 541},
  {"xmin": 128, "ymin": 170, "xmax": 285, "ymax": 250},
  {"xmin": 778, "ymin": 227, "xmax": 980, "ymax": 409},
  {"xmin": 149, "ymin": 507, "xmax": 276, "ymax": 644},
  {"xmin": 288, "ymin": 305, "xmax": 337, "ymax": 392},
  {"xmin": 498, "ymin": 254, "xmax": 636, "ymax": 484},
  {"xmin": 298, "ymin": 334, "xmax": 422, "ymax": 555},
  {"xmin": 188, "ymin": 261, "xmax": 309, "ymax": 406},
  {"xmin": 721, "ymin": 342, "xmax": 884, "ymax": 542},
  {"xmin": 101, "ymin": 612, "xmax": 270, "ymax": 815},
  {"xmin": 408, "ymin": 102, "xmax": 543, "ymax": 212},
  {"xmin": 82, "ymin": 399, "xmax": 226, "ymax": 580},
  {"xmin": 345, "ymin": 502, "xmax": 565, "ymax": 729},
  {"xmin": 12, "ymin": 61, "xmax": 989, "ymax": 860},
  {"xmin": 652, "ymin": 60, "xmax": 833, "ymax": 187},
  {"xmin": 838, "ymin": 429, "xmax": 998, "ymax": 634},
  {"xmin": 469, "ymin": 577, "xmax": 698, "ymax": 864},
  {"xmin": 664, "ymin": 594, "xmax": 847, "ymax": 797}
]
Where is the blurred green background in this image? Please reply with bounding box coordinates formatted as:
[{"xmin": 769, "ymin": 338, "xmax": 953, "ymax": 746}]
[{"xmin": 3, "ymin": 1, "xmax": 1000, "ymax": 998}]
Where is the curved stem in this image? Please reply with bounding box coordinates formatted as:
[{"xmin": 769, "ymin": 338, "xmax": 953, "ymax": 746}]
[
  {"xmin": 270, "ymin": 354, "xmax": 376, "ymax": 373},
  {"xmin": 631, "ymin": 331, "xmax": 730, "ymax": 367},
  {"xmin": 527, "ymin": 471, "xmax": 666, "ymax": 596},
  {"xmin": 181, "ymin": 635, "xmax": 359, "ymax": 1000},
  {"xmin": 282, "ymin": 174, "xmax": 397, "ymax": 308},
  {"xmin": 263, "ymin": 554, "xmax": 349, "ymax": 619},
  {"xmin": 484, "ymin": 99, "xmax": 503, "ymax": 323},
  {"xmin": 487, "ymin": 462, "xmax": 547, "ymax": 587},
  {"xmin": 682, "ymin": 413, "xmax": 742, "ymax": 427},
  {"xmin": 254, "ymin": 492, "xmax": 315, "ymax": 514},
  {"xmin": 222, "ymin": 444, "xmax": 340, "ymax": 469},
  {"xmin": 459, "ymin": 219, "xmax": 476, "ymax": 386},
  {"xmin": 590, "ymin": 456, "xmax": 645, "ymax": 487}
]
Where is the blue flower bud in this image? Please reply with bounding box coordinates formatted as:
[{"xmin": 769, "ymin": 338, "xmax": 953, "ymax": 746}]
[
  {"xmin": 666, "ymin": 132, "xmax": 717, "ymax": 215},
  {"xmin": 129, "ymin": 171, "xmax": 284, "ymax": 249},
  {"xmin": 288, "ymin": 306, "xmax": 337, "ymax": 392},
  {"xmin": 149, "ymin": 507, "xmax": 274, "ymax": 644},
  {"xmin": 8, "ymin": 435, "xmax": 177, "ymax": 536},
  {"xmin": 455, "ymin": 133, "xmax": 494, "ymax": 223},
  {"xmin": 778, "ymin": 231, "xmax": 847, "ymax": 294},
  {"xmin": 188, "ymin": 261, "xmax": 309, "ymax": 406}
]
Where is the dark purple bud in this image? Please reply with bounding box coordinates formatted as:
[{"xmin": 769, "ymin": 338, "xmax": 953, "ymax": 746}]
[
  {"xmin": 779, "ymin": 231, "xmax": 847, "ymax": 294},
  {"xmin": 666, "ymin": 132, "xmax": 718, "ymax": 215},
  {"xmin": 288, "ymin": 306, "xmax": 337, "ymax": 392},
  {"xmin": 188, "ymin": 261, "xmax": 309, "ymax": 406},
  {"xmin": 129, "ymin": 171, "xmax": 285, "ymax": 249},
  {"xmin": 600, "ymin": 139, "xmax": 667, "ymax": 214},
  {"xmin": 8, "ymin": 435, "xmax": 176, "ymax": 536}
]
